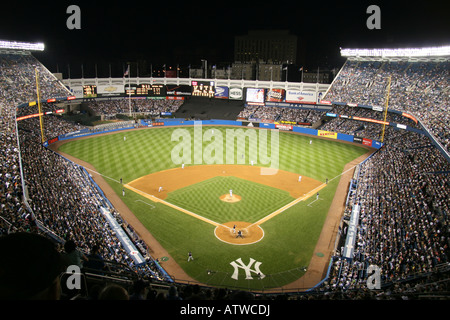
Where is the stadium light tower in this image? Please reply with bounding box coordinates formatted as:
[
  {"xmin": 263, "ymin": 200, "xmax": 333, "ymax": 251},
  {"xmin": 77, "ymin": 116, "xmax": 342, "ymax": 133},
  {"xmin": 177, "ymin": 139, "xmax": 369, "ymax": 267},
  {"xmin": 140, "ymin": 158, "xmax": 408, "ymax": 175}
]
[
  {"xmin": 340, "ymin": 45, "xmax": 450, "ymax": 57},
  {"xmin": 0, "ymin": 40, "xmax": 45, "ymax": 51}
]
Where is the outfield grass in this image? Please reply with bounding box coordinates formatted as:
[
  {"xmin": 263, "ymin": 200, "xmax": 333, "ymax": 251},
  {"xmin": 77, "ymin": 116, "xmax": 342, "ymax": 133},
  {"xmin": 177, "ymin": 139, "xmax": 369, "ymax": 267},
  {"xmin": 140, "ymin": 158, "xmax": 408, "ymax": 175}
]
[{"xmin": 59, "ymin": 125, "xmax": 369, "ymax": 290}]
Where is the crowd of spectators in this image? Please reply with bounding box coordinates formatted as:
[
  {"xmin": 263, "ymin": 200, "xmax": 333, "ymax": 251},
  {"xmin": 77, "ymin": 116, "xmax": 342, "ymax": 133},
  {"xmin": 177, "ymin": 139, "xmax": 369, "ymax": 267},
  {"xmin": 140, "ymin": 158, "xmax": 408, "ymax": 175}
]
[
  {"xmin": 319, "ymin": 104, "xmax": 422, "ymax": 141},
  {"xmin": 238, "ymin": 105, "xmax": 324, "ymax": 125},
  {"xmin": 325, "ymin": 59, "xmax": 450, "ymax": 151},
  {"xmin": 325, "ymin": 126, "xmax": 449, "ymax": 294},
  {"xmin": 1, "ymin": 53, "xmax": 71, "ymax": 236},
  {"xmin": 85, "ymin": 98, "xmax": 184, "ymax": 116},
  {"xmin": 0, "ymin": 52, "xmax": 168, "ymax": 290},
  {"xmin": 322, "ymin": 59, "xmax": 449, "ymax": 297}
]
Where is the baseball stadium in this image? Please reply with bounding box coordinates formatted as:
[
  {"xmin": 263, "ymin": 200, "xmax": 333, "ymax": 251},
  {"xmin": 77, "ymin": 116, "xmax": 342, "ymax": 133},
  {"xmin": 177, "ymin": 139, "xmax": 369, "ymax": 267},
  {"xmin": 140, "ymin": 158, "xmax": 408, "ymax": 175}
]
[{"xmin": 1, "ymin": 40, "xmax": 449, "ymax": 303}]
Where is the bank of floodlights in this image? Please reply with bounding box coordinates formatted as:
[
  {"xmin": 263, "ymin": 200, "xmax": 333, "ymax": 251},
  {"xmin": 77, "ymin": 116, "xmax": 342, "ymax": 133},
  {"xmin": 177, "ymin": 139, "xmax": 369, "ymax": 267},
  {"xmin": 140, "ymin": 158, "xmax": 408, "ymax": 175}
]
[
  {"xmin": 0, "ymin": 40, "xmax": 45, "ymax": 51},
  {"xmin": 340, "ymin": 45, "xmax": 450, "ymax": 57}
]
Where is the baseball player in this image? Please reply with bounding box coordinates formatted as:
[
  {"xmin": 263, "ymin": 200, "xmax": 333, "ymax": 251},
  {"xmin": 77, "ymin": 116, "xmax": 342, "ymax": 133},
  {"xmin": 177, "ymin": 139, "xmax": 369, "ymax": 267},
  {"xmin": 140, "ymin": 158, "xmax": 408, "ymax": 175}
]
[
  {"xmin": 188, "ymin": 251, "xmax": 194, "ymax": 261},
  {"xmin": 159, "ymin": 186, "xmax": 163, "ymax": 192},
  {"xmin": 236, "ymin": 230, "xmax": 244, "ymax": 238}
]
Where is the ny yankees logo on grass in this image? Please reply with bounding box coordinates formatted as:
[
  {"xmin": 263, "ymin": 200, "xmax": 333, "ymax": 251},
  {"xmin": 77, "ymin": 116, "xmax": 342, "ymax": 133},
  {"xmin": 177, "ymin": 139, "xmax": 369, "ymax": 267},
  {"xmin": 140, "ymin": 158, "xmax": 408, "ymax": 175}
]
[{"xmin": 230, "ymin": 258, "xmax": 265, "ymax": 280}]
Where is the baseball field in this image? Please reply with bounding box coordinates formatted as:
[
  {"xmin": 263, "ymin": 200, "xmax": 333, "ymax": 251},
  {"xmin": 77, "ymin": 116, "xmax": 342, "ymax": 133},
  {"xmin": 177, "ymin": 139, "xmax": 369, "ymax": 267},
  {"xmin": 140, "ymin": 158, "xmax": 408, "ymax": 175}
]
[{"xmin": 55, "ymin": 125, "xmax": 372, "ymax": 291}]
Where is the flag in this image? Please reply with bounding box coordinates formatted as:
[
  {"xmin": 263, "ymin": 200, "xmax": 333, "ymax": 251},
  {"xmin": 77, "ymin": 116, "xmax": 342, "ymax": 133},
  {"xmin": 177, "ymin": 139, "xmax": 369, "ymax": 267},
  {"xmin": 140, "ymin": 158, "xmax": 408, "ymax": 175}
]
[
  {"xmin": 299, "ymin": 66, "xmax": 303, "ymax": 71},
  {"xmin": 123, "ymin": 65, "xmax": 129, "ymax": 77}
]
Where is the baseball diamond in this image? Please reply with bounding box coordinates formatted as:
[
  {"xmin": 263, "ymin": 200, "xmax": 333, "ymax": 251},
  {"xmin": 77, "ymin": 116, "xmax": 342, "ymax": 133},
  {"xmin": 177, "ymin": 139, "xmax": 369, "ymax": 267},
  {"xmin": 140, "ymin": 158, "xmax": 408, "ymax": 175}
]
[
  {"xmin": 55, "ymin": 125, "xmax": 373, "ymax": 290},
  {"xmin": 124, "ymin": 164, "xmax": 326, "ymax": 245}
]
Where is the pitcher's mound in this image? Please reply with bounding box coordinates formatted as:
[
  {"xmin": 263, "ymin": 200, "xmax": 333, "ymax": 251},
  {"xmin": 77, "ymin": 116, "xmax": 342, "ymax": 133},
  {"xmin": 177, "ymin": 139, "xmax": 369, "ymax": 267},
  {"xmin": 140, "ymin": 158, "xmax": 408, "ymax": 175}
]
[
  {"xmin": 219, "ymin": 194, "xmax": 241, "ymax": 203},
  {"xmin": 215, "ymin": 221, "xmax": 264, "ymax": 245}
]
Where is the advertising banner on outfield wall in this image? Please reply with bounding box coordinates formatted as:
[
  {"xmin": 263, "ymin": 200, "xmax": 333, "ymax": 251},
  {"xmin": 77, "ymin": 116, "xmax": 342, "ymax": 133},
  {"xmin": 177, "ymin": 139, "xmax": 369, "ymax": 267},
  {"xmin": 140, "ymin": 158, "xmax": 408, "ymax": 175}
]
[
  {"xmin": 353, "ymin": 136, "xmax": 363, "ymax": 144},
  {"xmin": 166, "ymin": 85, "xmax": 191, "ymax": 97},
  {"xmin": 362, "ymin": 138, "xmax": 372, "ymax": 146},
  {"xmin": 69, "ymin": 86, "xmax": 84, "ymax": 98},
  {"xmin": 371, "ymin": 140, "xmax": 382, "ymax": 149},
  {"xmin": 215, "ymin": 86, "xmax": 229, "ymax": 99},
  {"xmin": 241, "ymin": 121, "xmax": 260, "ymax": 127},
  {"xmin": 285, "ymin": 90, "xmax": 317, "ymax": 104},
  {"xmin": 266, "ymin": 88, "xmax": 285, "ymax": 102},
  {"xmin": 97, "ymin": 84, "xmax": 125, "ymax": 96},
  {"xmin": 229, "ymin": 87, "xmax": 243, "ymax": 100},
  {"xmin": 318, "ymin": 130, "xmax": 337, "ymax": 139},
  {"xmin": 275, "ymin": 124, "xmax": 293, "ymax": 131}
]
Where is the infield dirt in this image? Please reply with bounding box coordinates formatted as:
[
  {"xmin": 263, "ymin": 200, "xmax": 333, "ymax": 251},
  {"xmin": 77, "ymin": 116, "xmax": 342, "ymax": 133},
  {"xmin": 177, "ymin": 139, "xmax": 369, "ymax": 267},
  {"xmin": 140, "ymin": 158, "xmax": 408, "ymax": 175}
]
[{"xmin": 125, "ymin": 164, "xmax": 322, "ymax": 200}]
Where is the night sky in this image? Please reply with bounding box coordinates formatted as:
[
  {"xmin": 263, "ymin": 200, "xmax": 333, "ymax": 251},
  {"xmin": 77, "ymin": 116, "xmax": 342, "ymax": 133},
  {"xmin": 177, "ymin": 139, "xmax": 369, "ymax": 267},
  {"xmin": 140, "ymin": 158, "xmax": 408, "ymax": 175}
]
[{"xmin": 1, "ymin": 1, "xmax": 448, "ymax": 78}]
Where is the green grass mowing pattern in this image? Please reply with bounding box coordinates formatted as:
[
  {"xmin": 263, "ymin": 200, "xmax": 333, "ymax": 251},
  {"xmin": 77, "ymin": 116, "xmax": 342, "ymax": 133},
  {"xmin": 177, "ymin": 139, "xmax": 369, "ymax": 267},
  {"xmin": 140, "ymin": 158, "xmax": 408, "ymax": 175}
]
[
  {"xmin": 165, "ymin": 176, "xmax": 294, "ymax": 224},
  {"xmin": 59, "ymin": 126, "xmax": 370, "ymax": 289}
]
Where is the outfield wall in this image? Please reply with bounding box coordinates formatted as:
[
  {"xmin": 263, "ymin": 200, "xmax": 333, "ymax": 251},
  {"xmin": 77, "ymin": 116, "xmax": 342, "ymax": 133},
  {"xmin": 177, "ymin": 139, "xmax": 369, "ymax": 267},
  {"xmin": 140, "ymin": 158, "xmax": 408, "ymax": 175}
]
[
  {"xmin": 138, "ymin": 118, "xmax": 384, "ymax": 149},
  {"xmin": 46, "ymin": 117, "xmax": 384, "ymax": 149}
]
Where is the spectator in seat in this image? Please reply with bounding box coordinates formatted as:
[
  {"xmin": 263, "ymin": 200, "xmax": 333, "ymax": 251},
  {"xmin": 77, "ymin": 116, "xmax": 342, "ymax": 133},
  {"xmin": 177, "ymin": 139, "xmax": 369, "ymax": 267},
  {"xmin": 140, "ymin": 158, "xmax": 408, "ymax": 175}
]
[
  {"xmin": 61, "ymin": 239, "xmax": 88, "ymax": 269},
  {"xmin": 83, "ymin": 244, "xmax": 106, "ymax": 274},
  {"xmin": 0, "ymin": 232, "xmax": 65, "ymax": 300}
]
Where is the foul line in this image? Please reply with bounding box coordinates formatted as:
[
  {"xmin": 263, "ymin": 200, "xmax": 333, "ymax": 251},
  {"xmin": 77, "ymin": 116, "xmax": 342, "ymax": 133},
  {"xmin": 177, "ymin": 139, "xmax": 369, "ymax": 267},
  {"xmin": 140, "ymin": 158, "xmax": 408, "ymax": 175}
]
[
  {"xmin": 80, "ymin": 166, "xmax": 121, "ymax": 184},
  {"xmin": 247, "ymin": 162, "xmax": 361, "ymax": 229},
  {"xmin": 124, "ymin": 184, "xmax": 222, "ymax": 228},
  {"xmin": 247, "ymin": 184, "xmax": 326, "ymax": 229},
  {"xmin": 135, "ymin": 199, "xmax": 155, "ymax": 209}
]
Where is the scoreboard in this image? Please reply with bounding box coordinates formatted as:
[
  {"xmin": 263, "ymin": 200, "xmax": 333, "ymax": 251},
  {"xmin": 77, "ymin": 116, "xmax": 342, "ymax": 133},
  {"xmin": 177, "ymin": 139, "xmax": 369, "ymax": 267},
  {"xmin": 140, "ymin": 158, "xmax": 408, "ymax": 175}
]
[
  {"xmin": 83, "ymin": 85, "xmax": 97, "ymax": 98},
  {"xmin": 191, "ymin": 81, "xmax": 215, "ymax": 98},
  {"xmin": 125, "ymin": 84, "xmax": 166, "ymax": 97}
]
